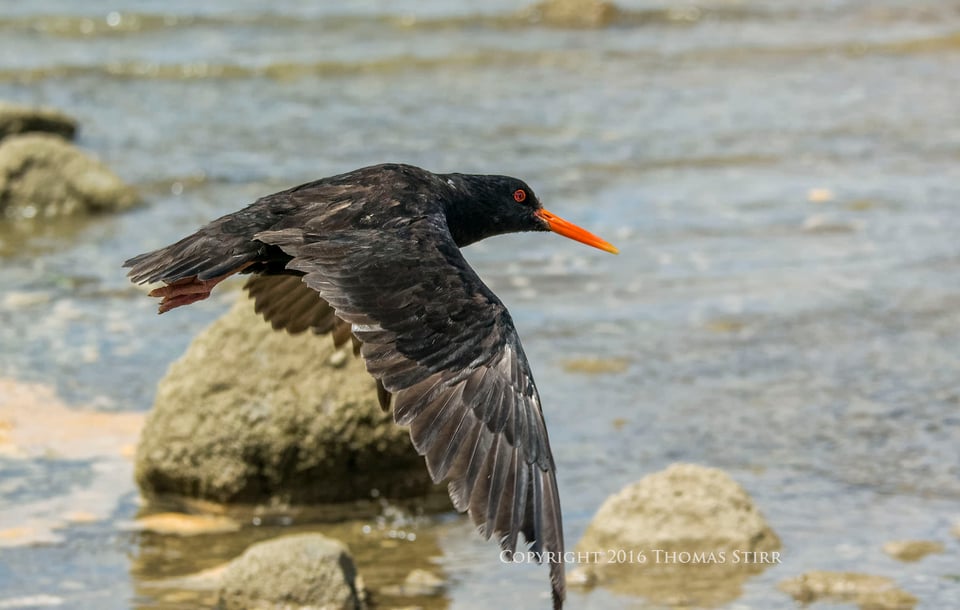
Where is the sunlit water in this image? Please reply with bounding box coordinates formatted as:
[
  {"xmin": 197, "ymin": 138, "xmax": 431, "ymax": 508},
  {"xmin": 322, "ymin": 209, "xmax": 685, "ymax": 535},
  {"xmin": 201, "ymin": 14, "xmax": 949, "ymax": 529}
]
[{"xmin": 1, "ymin": 0, "xmax": 958, "ymax": 608}]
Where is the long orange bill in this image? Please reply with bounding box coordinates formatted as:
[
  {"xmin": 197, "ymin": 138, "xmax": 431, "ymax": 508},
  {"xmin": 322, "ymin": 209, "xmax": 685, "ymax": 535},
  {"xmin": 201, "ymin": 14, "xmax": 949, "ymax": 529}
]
[{"xmin": 536, "ymin": 208, "xmax": 619, "ymax": 254}]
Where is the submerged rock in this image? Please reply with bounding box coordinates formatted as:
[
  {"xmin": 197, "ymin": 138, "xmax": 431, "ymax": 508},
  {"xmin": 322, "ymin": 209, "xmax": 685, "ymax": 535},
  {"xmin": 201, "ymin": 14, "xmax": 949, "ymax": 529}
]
[
  {"xmin": 135, "ymin": 296, "xmax": 435, "ymax": 506},
  {"xmin": 381, "ymin": 568, "xmax": 445, "ymax": 597},
  {"xmin": 778, "ymin": 571, "xmax": 917, "ymax": 610},
  {"xmin": 525, "ymin": 0, "xmax": 621, "ymax": 28},
  {"xmin": 560, "ymin": 356, "xmax": 629, "ymax": 375},
  {"xmin": 218, "ymin": 533, "xmax": 366, "ymax": 610},
  {"xmin": 0, "ymin": 134, "xmax": 138, "ymax": 220},
  {"xmin": 574, "ymin": 463, "xmax": 780, "ymax": 606},
  {"xmin": 882, "ymin": 539, "xmax": 944, "ymax": 562},
  {"xmin": 0, "ymin": 101, "xmax": 77, "ymax": 141}
]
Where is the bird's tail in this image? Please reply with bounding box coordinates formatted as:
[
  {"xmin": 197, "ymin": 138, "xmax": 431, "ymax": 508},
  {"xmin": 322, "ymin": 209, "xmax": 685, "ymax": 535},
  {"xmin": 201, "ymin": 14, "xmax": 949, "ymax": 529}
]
[
  {"xmin": 124, "ymin": 214, "xmax": 265, "ymax": 313},
  {"xmin": 124, "ymin": 231, "xmax": 251, "ymax": 286}
]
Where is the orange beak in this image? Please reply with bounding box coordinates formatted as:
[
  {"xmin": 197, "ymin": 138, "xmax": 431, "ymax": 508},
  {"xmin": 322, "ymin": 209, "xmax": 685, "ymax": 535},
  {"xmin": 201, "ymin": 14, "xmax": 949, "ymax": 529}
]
[{"xmin": 535, "ymin": 208, "xmax": 619, "ymax": 254}]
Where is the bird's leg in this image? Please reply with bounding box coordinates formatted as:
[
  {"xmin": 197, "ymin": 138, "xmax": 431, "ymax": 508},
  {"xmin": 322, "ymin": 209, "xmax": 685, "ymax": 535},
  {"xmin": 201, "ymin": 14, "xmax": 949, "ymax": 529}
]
[{"xmin": 149, "ymin": 262, "xmax": 252, "ymax": 313}]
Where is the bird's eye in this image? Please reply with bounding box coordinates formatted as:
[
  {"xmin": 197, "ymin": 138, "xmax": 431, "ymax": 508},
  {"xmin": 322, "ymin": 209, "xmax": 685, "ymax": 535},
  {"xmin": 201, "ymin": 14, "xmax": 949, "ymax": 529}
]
[{"xmin": 513, "ymin": 189, "xmax": 527, "ymax": 203}]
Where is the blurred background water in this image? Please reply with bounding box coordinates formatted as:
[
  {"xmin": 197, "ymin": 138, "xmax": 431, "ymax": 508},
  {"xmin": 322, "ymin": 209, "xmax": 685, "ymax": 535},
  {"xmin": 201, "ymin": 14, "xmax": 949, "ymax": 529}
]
[{"xmin": 0, "ymin": 0, "xmax": 958, "ymax": 608}]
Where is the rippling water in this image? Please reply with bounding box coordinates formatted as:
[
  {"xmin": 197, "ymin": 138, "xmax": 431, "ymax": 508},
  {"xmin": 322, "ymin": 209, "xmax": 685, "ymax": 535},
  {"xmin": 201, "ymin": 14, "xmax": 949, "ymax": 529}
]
[{"xmin": 1, "ymin": 0, "xmax": 959, "ymax": 608}]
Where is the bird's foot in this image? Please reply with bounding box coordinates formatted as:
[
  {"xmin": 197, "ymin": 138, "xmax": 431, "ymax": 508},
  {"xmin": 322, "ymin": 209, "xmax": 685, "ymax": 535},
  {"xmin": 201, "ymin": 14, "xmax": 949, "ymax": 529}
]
[{"xmin": 149, "ymin": 263, "xmax": 251, "ymax": 313}]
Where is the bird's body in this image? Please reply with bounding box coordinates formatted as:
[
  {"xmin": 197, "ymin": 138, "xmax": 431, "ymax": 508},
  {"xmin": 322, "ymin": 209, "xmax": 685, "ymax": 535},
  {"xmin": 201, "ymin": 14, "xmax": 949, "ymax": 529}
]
[{"xmin": 125, "ymin": 163, "xmax": 617, "ymax": 609}]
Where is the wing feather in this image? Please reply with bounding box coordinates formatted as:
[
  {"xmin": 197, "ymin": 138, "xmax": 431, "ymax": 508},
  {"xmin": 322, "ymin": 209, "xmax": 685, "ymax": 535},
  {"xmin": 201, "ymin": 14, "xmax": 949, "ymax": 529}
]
[
  {"xmin": 254, "ymin": 217, "xmax": 565, "ymax": 608},
  {"xmin": 245, "ymin": 274, "xmax": 337, "ymax": 334}
]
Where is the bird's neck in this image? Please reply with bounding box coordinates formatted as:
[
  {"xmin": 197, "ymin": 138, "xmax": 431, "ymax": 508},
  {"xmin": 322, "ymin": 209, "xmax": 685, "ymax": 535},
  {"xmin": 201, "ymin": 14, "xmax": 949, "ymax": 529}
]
[
  {"xmin": 440, "ymin": 174, "xmax": 508, "ymax": 248},
  {"xmin": 443, "ymin": 205, "xmax": 495, "ymax": 248}
]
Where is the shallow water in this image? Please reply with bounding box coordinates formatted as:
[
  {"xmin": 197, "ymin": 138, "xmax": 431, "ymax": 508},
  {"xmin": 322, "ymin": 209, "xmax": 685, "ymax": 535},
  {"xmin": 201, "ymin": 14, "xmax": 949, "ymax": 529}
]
[{"xmin": 1, "ymin": 0, "xmax": 959, "ymax": 608}]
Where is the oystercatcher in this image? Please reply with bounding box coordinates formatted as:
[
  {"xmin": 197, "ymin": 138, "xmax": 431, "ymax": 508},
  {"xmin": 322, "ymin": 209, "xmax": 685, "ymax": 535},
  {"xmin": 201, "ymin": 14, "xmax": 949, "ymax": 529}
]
[{"xmin": 125, "ymin": 163, "xmax": 618, "ymax": 608}]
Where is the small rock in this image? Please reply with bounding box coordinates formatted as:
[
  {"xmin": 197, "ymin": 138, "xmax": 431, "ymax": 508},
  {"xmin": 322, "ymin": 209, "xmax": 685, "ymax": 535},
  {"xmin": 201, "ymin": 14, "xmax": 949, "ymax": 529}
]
[
  {"xmin": 802, "ymin": 213, "xmax": 855, "ymax": 233},
  {"xmin": 847, "ymin": 199, "xmax": 876, "ymax": 211},
  {"xmin": 778, "ymin": 571, "xmax": 917, "ymax": 610},
  {"xmin": 575, "ymin": 463, "xmax": 780, "ymax": 605},
  {"xmin": 704, "ymin": 318, "xmax": 746, "ymax": 333},
  {"xmin": 382, "ymin": 568, "xmax": 444, "ymax": 597},
  {"xmin": 0, "ymin": 101, "xmax": 77, "ymax": 141},
  {"xmin": 0, "ymin": 134, "xmax": 138, "ymax": 220},
  {"xmin": 561, "ymin": 357, "xmax": 629, "ymax": 374},
  {"xmin": 525, "ymin": 0, "xmax": 621, "ymax": 28},
  {"xmin": 218, "ymin": 534, "xmax": 366, "ymax": 610},
  {"xmin": 882, "ymin": 540, "xmax": 944, "ymax": 562}
]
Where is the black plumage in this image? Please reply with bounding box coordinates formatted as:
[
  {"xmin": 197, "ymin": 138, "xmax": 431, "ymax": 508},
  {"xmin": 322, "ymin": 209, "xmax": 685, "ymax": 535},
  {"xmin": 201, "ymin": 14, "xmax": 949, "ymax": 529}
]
[{"xmin": 125, "ymin": 163, "xmax": 618, "ymax": 609}]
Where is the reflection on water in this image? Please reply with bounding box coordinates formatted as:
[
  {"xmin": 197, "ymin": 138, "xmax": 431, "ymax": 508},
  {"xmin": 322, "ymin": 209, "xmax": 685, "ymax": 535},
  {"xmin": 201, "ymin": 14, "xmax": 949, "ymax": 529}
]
[
  {"xmin": 130, "ymin": 516, "xmax": 451, "ymax": 610},
  {"xmin": 1, "ymin": 0, "xmax": 959, "ymax": 608}
]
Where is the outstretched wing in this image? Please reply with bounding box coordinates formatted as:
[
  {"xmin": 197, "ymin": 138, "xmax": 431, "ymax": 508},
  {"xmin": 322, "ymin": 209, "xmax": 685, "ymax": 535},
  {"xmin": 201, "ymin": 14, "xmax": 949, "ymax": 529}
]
[
  {"xmin": 244, "ymin": 274, "xmax": 354, "ymax": 345},
  {"xmin": 256, "ymin": 215, "xmax": 566, "ymax": 609},
  {"xmin": 244, "ymin": 274, "xmax": 391, "ymax": 407}
]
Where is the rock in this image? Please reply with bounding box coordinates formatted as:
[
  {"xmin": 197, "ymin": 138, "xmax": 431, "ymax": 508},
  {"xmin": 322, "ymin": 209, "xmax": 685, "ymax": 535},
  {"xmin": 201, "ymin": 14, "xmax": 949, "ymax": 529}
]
[
  {"xmin": 0, "ymin": 134, "xmax": 138, "ymax": 220},
  {"xmin": 704, "ymin": 317, "xmax": 747, "ymax": 334},
  {"xmin": 0, "ymin": 101, "xmax": 77, "ymax": 141},
  {"xmin": 882, "ymin": 540, "xmax": 944, "ymax": 562},
  {"xmin": 218, "ymin": 533, "xmax": 366, "ymax": 610},
  {"xmin": 952, "ymin": 522, "xmax": 960, "ymax": 540},
  {"xmin": 525, "ymin": 0, "xmax": 621, "ymax": 28},
  {"xmin": 381, "ymin": 568, "xmax": 445, "ymax": 597},
  {"xmin": 578, "ymin": 463, "xmax": 780, "ymax": 556},
  {"xmin": 135, "ymin": 295, "xmax": 436, "ymax": 506},
  {"xmin": 561, "ymin": 357, "xmax": 629, "ymax": 374},
  {"xmin": 778, "ymin": 571, "xmax": 917, "ymax": 610},
  {"xmin": 575, "ymin": 463, "xmax": 780, "ymax": 606}
]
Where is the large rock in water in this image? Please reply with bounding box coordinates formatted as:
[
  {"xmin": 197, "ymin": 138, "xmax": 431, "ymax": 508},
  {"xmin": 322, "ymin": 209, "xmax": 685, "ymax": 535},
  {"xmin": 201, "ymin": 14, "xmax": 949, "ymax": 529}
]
[
  {"xmin": 574, "ymin": 463, "xmax": 781, "ymax": 606},
  {"xmin": 218, "ymin": 533, "xmax": 366, "ymax": 610},
  {"xmin": 135, "ymin": 295, "xmax": 435, "ymax": 505},
  {"xmin": 0, "ymin": 101, "xmax": 77, "ymax": 141},
  {"xmin": 0, "ymin": 133, "xmax": 138, "ymax": 220}
]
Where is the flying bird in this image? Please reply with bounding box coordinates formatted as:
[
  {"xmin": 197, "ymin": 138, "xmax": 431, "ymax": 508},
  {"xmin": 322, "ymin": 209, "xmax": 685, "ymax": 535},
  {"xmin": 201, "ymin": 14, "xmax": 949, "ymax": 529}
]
[{"xmin": 124, "ymin": 163, "xmax": 618, "ymax": 608}]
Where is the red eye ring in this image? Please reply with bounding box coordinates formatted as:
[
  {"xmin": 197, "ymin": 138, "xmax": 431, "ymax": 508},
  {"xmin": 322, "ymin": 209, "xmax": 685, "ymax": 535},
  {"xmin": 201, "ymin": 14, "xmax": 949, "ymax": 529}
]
[{"xmin": 513, "ymin": 189, "xmax": 527, "ymax": 203}]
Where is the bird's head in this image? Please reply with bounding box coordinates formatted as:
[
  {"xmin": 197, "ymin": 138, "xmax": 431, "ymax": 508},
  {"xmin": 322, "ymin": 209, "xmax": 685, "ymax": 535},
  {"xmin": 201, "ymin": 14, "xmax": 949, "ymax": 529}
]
[{"xmin": 442, "ymin": 173, "xmax": 619, "ymax": 254}]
